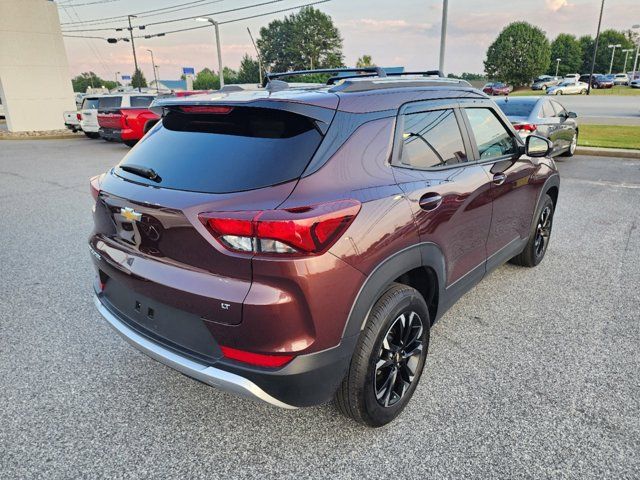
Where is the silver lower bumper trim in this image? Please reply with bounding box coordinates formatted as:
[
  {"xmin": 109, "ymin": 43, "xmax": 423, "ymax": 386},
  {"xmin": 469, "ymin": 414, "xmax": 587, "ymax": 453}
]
[{"xmin": 93, "ymin": 295, "xmax": 296, "ymax": 409}]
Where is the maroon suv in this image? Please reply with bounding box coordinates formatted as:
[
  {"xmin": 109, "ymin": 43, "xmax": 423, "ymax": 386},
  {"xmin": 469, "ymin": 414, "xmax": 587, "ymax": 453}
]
[{"xmin": 90, "ymin": 68, "xmax": 559, "ymax": 427}]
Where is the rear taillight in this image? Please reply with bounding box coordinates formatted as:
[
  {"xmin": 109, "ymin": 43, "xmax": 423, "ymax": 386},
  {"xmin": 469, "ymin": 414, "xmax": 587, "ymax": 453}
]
[
  {"xmin": 514, "ymin": 123, "xmax": 537, "ymax": 132},
  {"xmin": 89, "ymin": 175, "xmax": 101, "ymax": 200},
  {"xmin": 76, "ymin": 112, "xmax": 82, "ymax": 121},
  {"xmin": 220, "ymin": 346, "xmax": 294, "ymax": 368},
  {"xmin": 199, "ymin": 200, "xmax": 361, "ymax": 256}
]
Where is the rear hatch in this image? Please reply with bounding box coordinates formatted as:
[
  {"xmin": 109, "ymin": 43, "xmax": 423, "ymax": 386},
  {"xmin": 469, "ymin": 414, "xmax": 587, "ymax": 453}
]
[
  {"xmin": 91, "ymin": 99, "xmax": 336, "ymax": 355},
  {"xmin": 97, "ymin": 109, "xmax": 123, "ymax": 130}
]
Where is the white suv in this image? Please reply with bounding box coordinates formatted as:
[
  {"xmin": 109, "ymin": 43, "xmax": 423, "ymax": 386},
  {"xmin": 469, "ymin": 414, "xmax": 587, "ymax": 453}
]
[
  {"xmin": 79, "ymin": 93, "xmax": 156, "ymax": 138},
  {"xmin": 613, "ymin": 73, "xmax": 629, "ymax": 86}
]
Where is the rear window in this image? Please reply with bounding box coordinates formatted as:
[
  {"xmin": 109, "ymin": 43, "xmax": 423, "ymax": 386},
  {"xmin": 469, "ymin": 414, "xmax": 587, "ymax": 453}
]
[
  {"xmin": 99, "ymin": 96, "xmax": 122, "ymax": 109},
  {"xmin": 82, "ymin": 97, "xmax": 100, "ymax": 109},
  {"xmin": 116, "ymin": 106, "xmax": 323, "ymax": 193},
  {"xmin": 130, "ymin": 96, "xmax": 155, "ymax": 107},
  {"xmin": 497, "ymin": 100, "xmax": 535, "ymax": 117}
]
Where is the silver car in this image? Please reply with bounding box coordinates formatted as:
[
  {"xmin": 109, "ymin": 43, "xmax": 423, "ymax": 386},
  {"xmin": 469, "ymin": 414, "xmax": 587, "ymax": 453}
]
[
  {"xmin": 494, "ymin": 96, "xmax": 579, "ymax": 157},
  {"xmin": 546, "ymin": 81, "xmax": 589, "ymax": 95}
]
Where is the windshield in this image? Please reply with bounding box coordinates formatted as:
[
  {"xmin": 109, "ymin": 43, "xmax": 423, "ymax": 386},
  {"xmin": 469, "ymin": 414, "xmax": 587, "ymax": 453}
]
[
  {"xmin": 82, "ymin": 97, "xmax": 100, "ymax": 109},
  {"xmin": 116, "ymin": 106, "xmax": 324, "ymax": 194}
]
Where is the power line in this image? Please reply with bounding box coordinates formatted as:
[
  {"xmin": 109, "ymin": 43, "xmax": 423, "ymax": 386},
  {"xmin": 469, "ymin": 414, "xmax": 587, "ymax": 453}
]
[
  {"xmin": 61, "ymin": 0, "xmax": 287, "ymax": 32},
  {"xmin": 57, "ymin": 0, "xmax": 122, "ymax": 7}
]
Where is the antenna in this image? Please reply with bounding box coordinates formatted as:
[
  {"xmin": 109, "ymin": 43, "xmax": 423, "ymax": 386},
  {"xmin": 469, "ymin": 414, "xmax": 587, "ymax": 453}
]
[{"xmin": 247, "ymin": 27, "xmax": 266, "ymax": 86}]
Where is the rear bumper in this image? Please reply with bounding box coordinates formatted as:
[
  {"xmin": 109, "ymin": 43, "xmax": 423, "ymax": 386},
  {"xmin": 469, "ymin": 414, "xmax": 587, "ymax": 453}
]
[
  {"xmin": 99, "ymin": 128, "xmax": 123, "ymax": 142},
  {"xmin": 94, "ymin": 292, "xmax": 356, "ymax": 408},
  {"xmin": 94, "ymin": 294, "xmax": 296, "ymax": 408}
]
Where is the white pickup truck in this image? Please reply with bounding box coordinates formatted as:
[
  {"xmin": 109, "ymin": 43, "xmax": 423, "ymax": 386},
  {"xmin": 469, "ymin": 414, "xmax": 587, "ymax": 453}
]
[
  {"xmin": 63, "ymin": 111, "xmax": 81, "ymax": 132},
  {"xmin": 78, "ymin": 93, "xmax": 156, "ymax": 139}
]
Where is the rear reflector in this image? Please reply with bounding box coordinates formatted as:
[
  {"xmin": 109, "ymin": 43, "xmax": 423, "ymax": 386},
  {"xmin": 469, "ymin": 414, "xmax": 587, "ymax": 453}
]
[
  {"xmin": 179, "ymin": 106, "xmax": 233, "ymax": 114},
  {"xmin": 220, "ymin": 346, "xmax": 294, "ymax": 368},
  {"xmin": 514, "ymin": 123, "xmax": 537, "ymax": 132},
  {"xmin": 199, "ymin": 200, "xmax": 361, "ymax": 256}
]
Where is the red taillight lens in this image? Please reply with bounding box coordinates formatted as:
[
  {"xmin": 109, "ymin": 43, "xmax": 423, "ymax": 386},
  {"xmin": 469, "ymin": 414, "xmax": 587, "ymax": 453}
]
[
  {"xmin": 199, "ymin": 200, "xmax": 361, "ymax": 256},
  {"xmin": 89, "ymin": 175, "xmax": 101, "ymax": 200},
  {"xmin": 76, "ymin": 113, "xmax": 82, "ymax": 121},
  {"xmin": 514, "ymin": 123, "xmax": 537, "ymax": 132},
  {"xmin": 220, "ymin": 346, "xmax": 294, "ymax": 368},
  {"xmin": 179, "ymin": 106, "xmax": 233, "ymax": 114}
]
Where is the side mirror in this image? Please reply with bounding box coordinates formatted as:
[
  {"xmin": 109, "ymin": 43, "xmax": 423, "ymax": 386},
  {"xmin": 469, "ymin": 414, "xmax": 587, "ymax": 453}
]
[
  {"xmin": 525, "ymin": 135, "xmax": 552, "ymax": 158},
  {"xmin": 567, "ymin": 111, "xmax": 577, "ymax": 119}
]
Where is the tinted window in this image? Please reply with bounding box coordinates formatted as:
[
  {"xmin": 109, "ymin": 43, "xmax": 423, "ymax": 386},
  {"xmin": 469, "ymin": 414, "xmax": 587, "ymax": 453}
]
[
  {"xmin": 497, "ymin": 100, "xmax": 535, "ymax": 117},
  {"xmin": 541, "ymin": 101, "xmax": 555, "ymax": 118},
  {"xmin": 464, "ymin": 108, "xmax": 517, "ymax": 159},
  {"xmin": 398, "ymin": 109, "xmax": 467, "ymax": 169},
  {"xmin": 82, "ymin": 97, "xmax": 100, "ymax": 109},
  {"xmin": 99, "ymin": 96, "xmax": 122, "ymax": 109},
  {"xmin": 117, "ymin": 107, "xmax": 323, "ymax": 194},
  {"xmin": 130, "ymin": 96, "xmax": 154, "ymax": 107}
]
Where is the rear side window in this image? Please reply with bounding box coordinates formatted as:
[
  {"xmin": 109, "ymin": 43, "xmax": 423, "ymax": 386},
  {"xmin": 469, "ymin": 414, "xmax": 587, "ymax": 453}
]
[
  {"xmin": 398, "ymin": 109, "xmax": 467, "ymax": 169},
  {"xmin": 130, "ymin": 96, "xmax": 154, "ymax": 107},
  {"xmin": 82, "ymin": 97, "xmax": 99, "ymax": 109},
  {"xmin": 99, "ymin": 96, "xmax": 122, "ymax": 109},
  {"xmin": 116, "ymin": 106, "xmax": 323, "ymax": 194},
  {"xmin": 464, "ymin": 108, "xmax": 517, "ymax": 159}
]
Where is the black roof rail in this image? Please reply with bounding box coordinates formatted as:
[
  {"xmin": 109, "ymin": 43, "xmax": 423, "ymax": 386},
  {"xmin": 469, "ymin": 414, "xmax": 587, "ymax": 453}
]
[
  {"xmin": 262, "ymin": 67, "xmax": 387, "ymax": 87},
  {"xmin": 385, "ymin": 70, "xmax": 444, "ymax": 77}
]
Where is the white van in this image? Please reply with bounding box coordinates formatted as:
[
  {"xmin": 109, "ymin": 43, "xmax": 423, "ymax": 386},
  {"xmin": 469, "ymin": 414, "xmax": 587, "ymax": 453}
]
[{"xmin": 78, "ymin": 93, "xmax": 156, "ymax": 138}]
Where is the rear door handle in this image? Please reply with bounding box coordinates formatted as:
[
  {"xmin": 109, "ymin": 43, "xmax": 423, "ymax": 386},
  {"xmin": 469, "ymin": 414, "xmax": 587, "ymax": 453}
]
[
  {"xmin": 492, "ymin": 173, "xmax": 507, "ymax": 186},
  {"xmin": 419, "ymin": 193, "xmax": 442, "ymax": 211}
]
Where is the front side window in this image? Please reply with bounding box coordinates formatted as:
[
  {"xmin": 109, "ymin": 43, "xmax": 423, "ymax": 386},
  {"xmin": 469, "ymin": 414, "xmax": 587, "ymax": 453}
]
[
  {"xmin": 464, "ymin": 108, "xmax": 517, "ymax": 159},
  {"xmin": 398, "ymin": 109, "xmax": 467, "ymax": 169},
  {"xmin": 541, "ymin": 101, "xmax": 555, "ymax": 118}
]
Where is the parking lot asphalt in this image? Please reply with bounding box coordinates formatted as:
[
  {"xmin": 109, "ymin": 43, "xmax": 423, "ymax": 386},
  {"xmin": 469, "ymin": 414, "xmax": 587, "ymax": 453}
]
[{"xmin": 1, "ymin": 138, "xmax": 639, "ymax": 479}]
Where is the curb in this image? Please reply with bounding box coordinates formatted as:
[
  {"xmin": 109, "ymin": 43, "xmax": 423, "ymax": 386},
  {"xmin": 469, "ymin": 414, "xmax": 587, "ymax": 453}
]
[
  {"xmin": 575, "ymin": 146, "xmax": 640, "ymax": 159},
  {"xmin": 0, "ymin": 133, "xmax": 83, "ymax": 141}
]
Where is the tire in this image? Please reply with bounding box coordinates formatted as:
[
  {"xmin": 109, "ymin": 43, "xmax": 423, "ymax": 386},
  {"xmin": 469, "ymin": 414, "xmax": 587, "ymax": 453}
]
[
  {"xmin": 124, "ymin": 140, "xmax": 137, "ymax": 148},
  {"xmin": 556, "ymin": 90, "xmax": 562, "ymax": 95},
  {"xmin": 511, "ymin": 194, "xmax": 555, "ymax": 267},
  {"xmin": 561, "ymin": 131, "xmax": 578, "ymax": 157},
  {"xmin": 335, "ymin": 283, "xmax": 430, "ymax": 427},
  {"xmin": 84, "ymin": 131, "xmax": 100, "ymax": 139},
  {"xmin": 580, "ymin": 89, "xmax": 587, "ymax": 95}
]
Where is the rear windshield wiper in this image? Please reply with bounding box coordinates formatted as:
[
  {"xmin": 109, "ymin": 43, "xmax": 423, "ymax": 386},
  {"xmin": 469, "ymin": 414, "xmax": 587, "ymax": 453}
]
[{"xmin": 118, "ymin": 164, "xmax": 161, "ymax": 183}]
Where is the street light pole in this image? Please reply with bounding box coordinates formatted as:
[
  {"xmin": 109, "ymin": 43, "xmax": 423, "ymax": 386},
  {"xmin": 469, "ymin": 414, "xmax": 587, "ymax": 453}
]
[
  {"xmin": 622, "ymin": 49, "xmax": 633, "ymax": 73},
  {"xmin": 147, "ymin": 49, "xmax": 159, "ymax": 93},
  {"xmin": 115, "ymin": 71, "xmax": 120, "ymax": 85},
  {"xmin": 587, "ymin": 0, "xmax": 605, "ymax": 95},
  {"xmin": 554, "ymin": 58, "xmax": 561, "ymax": 77},
  {"xmin": 608, "ymin": 44, "xmax": 621, "ymax": 74},
  {"xmin": 127, "ymin": 15, "xmax": 140, "ymax": 91},
  {"xmin": 196, "ymin": 17, "xmax": 224, "ymax": 89},
  {"xmin": 438, "ymin": 0, "xmax": 448, "ymax": 75}
]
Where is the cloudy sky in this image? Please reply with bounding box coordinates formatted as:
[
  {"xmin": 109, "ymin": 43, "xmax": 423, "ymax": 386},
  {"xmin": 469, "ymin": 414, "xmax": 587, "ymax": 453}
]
[{"xmin": 59, "ymin": 0, "xmax": 639, "ymax": 81}]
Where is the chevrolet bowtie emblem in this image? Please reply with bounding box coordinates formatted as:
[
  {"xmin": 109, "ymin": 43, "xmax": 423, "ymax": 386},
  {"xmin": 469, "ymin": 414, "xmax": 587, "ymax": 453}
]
[{"xmin": 120, "ymin": 207, "xmax": 142, "ymax": 222}]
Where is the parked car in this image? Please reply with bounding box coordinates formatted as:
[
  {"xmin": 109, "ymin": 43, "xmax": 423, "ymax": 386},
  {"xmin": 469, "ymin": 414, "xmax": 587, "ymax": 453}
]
[
  {"xmin": 63, "ymin": 111, "xmax": 81, "ymax": 132},
  {"xmin": 564, "ymin": 74, "xmax": 580, "ymax": 83},
  {"xmin": 579, "ymin": 74, "xmax": 613, "ymax": 89},
  {"xmin": 75, "ymin": 93, "xmax": 85, "ymax": 109},
  {"xmin": 482, "ymin": 82, "xmax": 512, "ymax": 95},
  {"xmin": 494, "ymin": 97, "xmax": 578, "ymax": 157},
  {"xmin": 97, "ymin": 107, "xmax": 160, "ymax": 147},
  {"xmin": 531, "ymin": 75, "xmax": 561, "ymax": 90},
  {"xmin": 547, "ymin": 81, "xmax": 588, "ymax": 95},
  {"xmin": 613, "ymin": 73, "xmax": 630, "ymax": 86},
  {"xmin": 631, "ymin": 78, "xmax": 640, "ymax": 89},
  {"xmin": 89, "ymin": 69, "xmax": 560, "ymax": 427},
  {"xmin": 79, "ymin": 93, "xmax": 156, "ymax": 139}
]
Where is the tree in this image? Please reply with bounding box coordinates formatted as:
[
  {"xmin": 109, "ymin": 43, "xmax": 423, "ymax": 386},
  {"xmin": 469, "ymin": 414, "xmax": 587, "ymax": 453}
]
[
  {"xmin": 484, "ymin": 22, "xmax": 551, "ymax": 86},
  {"xmin": 257, "ymin": 7, "xmax": 343, "ymax": 72},
  {"xmin": 71, "ymin": 72, "xmax": 118, "ymax": 92},
  {"xmin": 448, "ymin": 72, "xmax": 487, "ymax": 81},
  {"xmin": 237, "ymin": 54, "xmax": 261, "ymax": 84},
  {"xmin": 592, "ymin": 30, "xmax": 634, "ymax": 73},
  {"xmin": 131, "ymin": 68, "xmax": 147, "ymax": 89},
  {"xmin": 578, "ymin": 35, "xmax": 594, "ymax": 73},
  {"xmin": 356, "ymin": 55, "xmax": 375, "ymax": 68},
  {"xmin": 193, "ymin": 68, "xmax": 220, "ymax": 90},
  {"xmin": 549, "ymin": 34, "xmax": 582, "ymax": 76},
  {"xmin": 223, "ymin": 66, "xmax": 238, "ymax": 85}
]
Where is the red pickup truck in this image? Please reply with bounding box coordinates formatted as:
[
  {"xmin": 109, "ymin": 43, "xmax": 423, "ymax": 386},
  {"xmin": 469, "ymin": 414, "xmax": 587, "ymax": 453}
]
[{"xmin": 97, "ymin": 108, "xmax": 160, "ymax": 147}]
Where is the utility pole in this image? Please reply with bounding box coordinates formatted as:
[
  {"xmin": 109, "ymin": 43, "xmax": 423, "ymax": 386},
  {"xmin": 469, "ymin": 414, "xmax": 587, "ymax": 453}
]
[
  {"xmin": 147, "ymin": 49, "xmax": 159, "ymax": 93},
  {"xmin": 554, "ymin": 58, "xmax": 561, "ymax": 77},
  {"xmin": 587, "ymin": 0, "xmax": 605, "ymax": 95},
  {"xmin": 115, "ymin": 71, "xmax": 120, "ymax": 85},
  {"xmin": 438, "ymin": 0, "xmax": 448, "ymax": 75},
  {"xmin": 632, "ymin": 24, "xmax": 640, "ymax": 80},
  {"xmin": 608, "ymin": 44, "xmax": 621, "ymax": 74},
  {"xmin": 128, "ymin": 14, "xmax": 140, "ymax": 91},
  {"xmin": 247, "ymin": 27, "xmax": 264, "ymax": 85}
]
